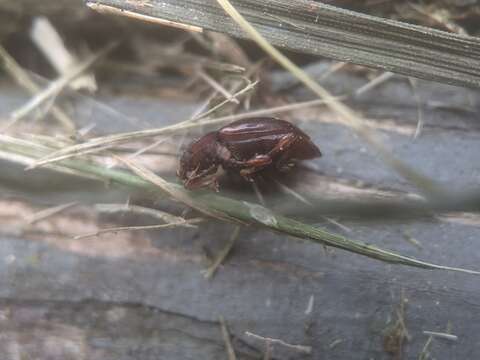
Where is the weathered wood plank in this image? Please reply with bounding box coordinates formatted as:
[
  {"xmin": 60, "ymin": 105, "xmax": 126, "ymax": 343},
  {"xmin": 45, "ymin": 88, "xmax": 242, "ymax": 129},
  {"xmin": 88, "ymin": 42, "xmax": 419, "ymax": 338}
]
[{"xmin": 1, "ymin": 73, "xmax": 480, "ymax": 358}]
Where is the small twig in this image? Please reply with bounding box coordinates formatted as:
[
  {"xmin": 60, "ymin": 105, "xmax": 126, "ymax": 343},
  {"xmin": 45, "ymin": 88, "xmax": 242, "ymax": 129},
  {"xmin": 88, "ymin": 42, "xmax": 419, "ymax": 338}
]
[
  {"xmin": 73, "ymin": 218, "xmax": 203, "ymax": 240},
  {"xmin": 203, "ymin": 226, "xmax": 240, "ymax": 279},
  {"xmin": 422, "ymin": 331, "xmax": 458, "ymax": 342},
  {"xmin": 25, "ymin": 202, "xmax": 77, "ymax": 225},
  {"xmin": 219, "ymin": 316, "xmax": 237, "ymax": 360},
  {"xmin": 245, "ymin": 331, "xmax": 312, "ymax": 355}
]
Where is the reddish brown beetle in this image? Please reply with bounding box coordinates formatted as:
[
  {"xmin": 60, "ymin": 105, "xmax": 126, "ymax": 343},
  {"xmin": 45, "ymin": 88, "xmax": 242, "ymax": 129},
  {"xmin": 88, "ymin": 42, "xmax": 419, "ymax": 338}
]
[{"xmin": 177, "ymin": 117, "xmax": 321, "ymax": 191}]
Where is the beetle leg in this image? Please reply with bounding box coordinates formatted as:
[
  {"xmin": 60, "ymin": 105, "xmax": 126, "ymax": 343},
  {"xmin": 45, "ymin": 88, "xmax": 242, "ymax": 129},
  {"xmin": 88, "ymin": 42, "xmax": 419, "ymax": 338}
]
[
  {"xmin": 244, "ymin": 134, "xmax": 300, "ymax": 167},
  {"xmin": 219, "ymin": 133, "xmax": 300, "ymax": 181},
  {"xmin": 244, "ymin": 154, "xmax": 272, "ymax": 167},
  {"xmin": 237, "ymin": 155, "xmax": 272, "ymax": 178},
  {"xmin": 238, "ymin": 134, "xmax": 299, "ymax": 178},
  {"xmin": 223, "ymin": 154, "xmax": 270, "ymax": 168},
  {"xmin": 266, "ymin": 133, "xmax": 298, "ymax": 158}
]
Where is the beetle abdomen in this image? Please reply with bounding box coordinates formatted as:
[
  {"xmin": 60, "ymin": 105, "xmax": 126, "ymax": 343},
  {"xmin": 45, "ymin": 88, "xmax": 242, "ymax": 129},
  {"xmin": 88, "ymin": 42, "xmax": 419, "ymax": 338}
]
[
  {"xmin": 218, "ymin": 118, "xmax": 321, "ymax": 161},
  {"xmin": 288, "ymin": 135, "xmax": 322, "ymax": 160}
]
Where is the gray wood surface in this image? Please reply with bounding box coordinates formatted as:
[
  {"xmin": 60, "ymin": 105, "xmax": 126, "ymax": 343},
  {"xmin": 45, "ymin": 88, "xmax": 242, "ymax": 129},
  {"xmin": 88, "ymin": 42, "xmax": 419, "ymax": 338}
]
[{"xmin": 1, "ymin": 66, "xmax": 480, "ymax": 359}]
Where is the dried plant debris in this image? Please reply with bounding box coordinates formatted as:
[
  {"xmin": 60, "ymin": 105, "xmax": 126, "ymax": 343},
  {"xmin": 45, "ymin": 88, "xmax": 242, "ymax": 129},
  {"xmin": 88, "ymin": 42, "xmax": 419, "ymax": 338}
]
[
  {"xmin": 203, "ymin": 225, "xmax": 240, "ymax": 279},
  {"xmin": 2, "ymin": 134, "xmax": 479, "ymax": 273},
  {"xmin": 383, "ymin": 293, "xmax": 411, "ymax": 360},
  {"xmin": 418, "ymin": 335, "xmax": 434, "ymax": 360},
  {"xmin": 30, "ymin": 16, "xmax": 97, "ymax": 92},
  {"xmin": 220, "ymin": 316, "xmax": 238, "ymax": 360},
  {"xmin": 338, "ymin": 0, "xmax": 480, "ymax": 34},
  {"xmin": 245, "ymin": 331, "xmax": 312, "ymax": 356}
]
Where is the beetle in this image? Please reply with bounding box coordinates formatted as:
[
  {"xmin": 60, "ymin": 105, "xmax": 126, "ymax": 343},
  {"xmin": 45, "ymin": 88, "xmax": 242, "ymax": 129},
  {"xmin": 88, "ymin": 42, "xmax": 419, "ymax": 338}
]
[{"xmin": 177, "ymin": 117, "xmax": 321, "ymax": 191}]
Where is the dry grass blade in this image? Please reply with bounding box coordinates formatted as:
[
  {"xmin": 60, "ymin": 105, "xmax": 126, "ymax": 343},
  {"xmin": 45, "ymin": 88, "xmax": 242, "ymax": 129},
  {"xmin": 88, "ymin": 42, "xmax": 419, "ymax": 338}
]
[
  {"xmin": 94, "ymin": 203, "xmax": 200, "ymax": 227},
  {"xmin": 30, "ymin": 16, "xmax": 97, "ymax": 92},
  {"xmin": 0, "ymin": 45, "xmax": 76, "ymax": 132},
  {"xmin": 418, "ymin": 335, "xmax": 433, "ymax": 360},
  {"xmin": 28, "ymin": 93, "xmax": 340, "ymax": 171},
  {"xmin": 73, "ymin": 218, "xmax": 203, "ymax": 240},
  {"xmin": 186, "ymin": 79, "xmax": 257, "ymax": 122},
  {"xmin": 203, "ymin": 225, "xmax": 240, "ymax": 279},
  {"xmin": 27, "ymin": 80, "xmax": 259, "ymax": 169},
  {"xmin": 25, "ymin": 202, "xmax": 77, "ymax": 225},
  {"xmin": 220, "ymin": 316, "xmax": 237, "ymax": 360},
  {"xmin": 4, "ymin": 42, "xmax": 117, "ymax": 131},
  {"xmin": 215, "ymin": 0, "xmax": 444, "ymax": 199},
  {"xmin": 87, "ymin": 2, "xmax": 203, "ymax": 33},
  {"xmin": 355, "ymin": 72, "xmax": 395, "ymax": 96},
  {"xmin": 1, "ymin": 135, "xmax": 479, "ymax": 274},
  {"xmin": 198, "ymin": 69, "xmax": 239, "ymax": 104},
  {"xmin": 113, "ymin": 155, "xmax": 241, "ymax": 223},
  {"xmin": 0, "ymin": 135, "xmax": 106, "ymax": 182}
]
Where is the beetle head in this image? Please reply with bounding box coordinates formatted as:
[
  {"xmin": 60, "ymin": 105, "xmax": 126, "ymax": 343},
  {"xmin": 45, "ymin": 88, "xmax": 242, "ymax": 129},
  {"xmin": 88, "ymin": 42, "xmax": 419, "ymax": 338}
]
[{"xmin": 177, "ymin": 133, "xmax": 220, "ymax": 190}]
